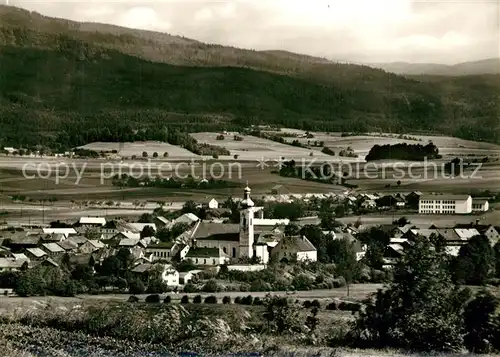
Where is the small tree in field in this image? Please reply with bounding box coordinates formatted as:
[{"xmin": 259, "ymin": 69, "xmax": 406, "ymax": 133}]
[
  {"xmin": 142, "ymin": 151, "xmax": 148, "ymax": 158},
  {"xmin": 153, "ymin": 152, "xmax": 158, "ymax": 158},
  {"xmin": 163, "ymin": 152, "xmax": 169, "ymax": 158}
]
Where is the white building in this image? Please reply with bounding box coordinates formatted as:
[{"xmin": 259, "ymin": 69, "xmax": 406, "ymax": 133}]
[
  {"xmin": 79, "ymin": 217, "xmax": 106, "ymax": 227},
  {"xmin": 472, "ymin": 199, "xmax": 489, "ymax": 212},
  {"xmin": 271, "ymin": 236, "xmax": 317, "ymax": 263},
  {"xmin": 419, "ymin": 195, "xmax": 472, "ymax": 214},
  {"xmin": 208, "ymin": 198, "xmax": 219, "ymax": 209}
]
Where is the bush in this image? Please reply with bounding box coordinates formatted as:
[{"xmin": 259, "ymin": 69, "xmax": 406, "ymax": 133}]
[
  {"xmin": 338, "ymin": 301, "xmax": 361, "ymax": 311},
  {"xmin": 253, "ymin": 297, "xmax": 263, "ymax": 306},
  {"xmin": 180, "ymin": 295, "xmax": 189, "ymax": 304},
  {"xmin": 222, "ymin": 296, "xmax": 231, "ymax": 304},
  {"xmin": 241, "ymin": 295, "xmax": 254, "ymax": 305},
  {"xmin": 202, "ymin": 279, "xmax": 220, "ymax": 293},
  {"xmin": 311, "ymin": 299, "xmax": 321, "ymax": 308},
  {"xmin": 204, "ymin": 295, "xmax": 217, "ymax": 304},
  {"xmin": 128, "ymin": 279, "xmax": 146, "ymax": 295},
  {"xmin": 183, "ymin": 282, "xmax": 198, "ymax": 293},
  {"xmin": 332, "ymin": 276, "xmax": 346, "ymax": 288},
  {"xmin": 145, "ymin": 294, "xmax": 160, "ymax": 303},
  {"xmin": 193, "ymin": 295, "xmax": 202, "ymax": 303},
  {"xmin": 303, "ymin": 300, "xmax": 312, "ymax": 308},
  {"xmin": 234, "ymin": 296, "xmax": 242, "ymax": 304},
  {"xmin": 291, "ymin": 274, "xmax": 314, "ymax": 290},
  {"xmin": 127, "ymin": 295, "xmax": 139, "ymax": 303},
  {"xmin": 164, "ymin": 295, "xmax": 172, "ymax": 304},
  {"xmin": 326, "ymin": 302, "xmax": 338, "ymax": 310}
]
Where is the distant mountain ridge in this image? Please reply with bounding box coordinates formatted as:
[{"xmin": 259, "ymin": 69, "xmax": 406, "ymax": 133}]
[
  {"xmin": 0, "ymin": 4, "xmax": 499, "ymax": 149},
  {"xmin": 369, "ymin": 58, "xmax": 500, "ymax": 76}
]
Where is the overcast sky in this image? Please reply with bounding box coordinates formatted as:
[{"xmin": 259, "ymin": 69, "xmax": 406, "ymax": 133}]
[{"xmin": 9, "ymin": 0, "xmax": 500, "ymax": 64}]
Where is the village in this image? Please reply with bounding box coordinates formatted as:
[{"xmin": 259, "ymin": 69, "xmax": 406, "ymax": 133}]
[{"xmin": 0, "ymin": 183, "xmax": 497, "ymax": 296}]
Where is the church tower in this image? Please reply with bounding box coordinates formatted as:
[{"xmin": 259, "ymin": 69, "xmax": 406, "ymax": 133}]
[{"xmin": 239, "ymin": 184, "xmax": 255, "ymax": 258}]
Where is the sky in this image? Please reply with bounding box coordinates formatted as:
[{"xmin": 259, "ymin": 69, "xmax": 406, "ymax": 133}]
[{"xmin": 8, "ymin": 0, "xmax": 500, "ymax": 64}]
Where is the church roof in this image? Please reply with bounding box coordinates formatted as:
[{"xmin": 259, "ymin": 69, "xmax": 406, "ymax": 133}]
[{"xmin": 192, "ymin": 222, "xmax": 240, "ymax": 241}]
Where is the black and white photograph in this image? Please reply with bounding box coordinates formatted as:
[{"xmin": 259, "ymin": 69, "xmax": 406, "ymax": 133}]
[{"xmin": 0, "ymin": 0, "xmax": 499, "ymax": 356}]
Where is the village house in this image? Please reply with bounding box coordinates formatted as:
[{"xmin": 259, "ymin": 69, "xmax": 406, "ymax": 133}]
[
  {"xmin": 271, "ymin": 235, "xmax": 317, "ymax": 263},
  {"xmin": 131, "ymin": 263, "xmax": 180, "ymax": 286},
  {"xmin": 179, "ymin": 270, "xmax": 202, "ymax": 285},
  {"xmin": 78, "ymin": 240, "xmax": 105, "ymax": 254},
  {"xmin": 154, "ymin": 216, "xmax": 170, "ymax": 229},
  {"xmin": 42, "ymin": 228, "xmax": 77, "ymax": 237},
  {"xmin": 25, "ymin": 247, "xmax": 47, "ymax": 261},
  {"xmin": 57, "ymin": 239, "xmax": 79, "ymax": 253},
  {"xmin": 207, "ymin": 198, "xmax": 219, "ymax": 209},
  {"xmin": 0, "ymin": 258, "xmax": 27, "ymax": 272},
  {"xmin": 41, "ymin": 243, "xmax": 65, "ymax": 257},
  {"xmin": 184, "ymin": 247, "xmax": 230, "ymax": 266},
  {"xmin": 173, "ymin": 213, "xmax": 199, "ymax": 226}
]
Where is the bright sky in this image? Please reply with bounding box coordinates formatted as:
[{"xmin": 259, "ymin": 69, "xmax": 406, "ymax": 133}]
[{"xmin": 9, "ymin": 0, "xmax": 500, "ymax": 64}]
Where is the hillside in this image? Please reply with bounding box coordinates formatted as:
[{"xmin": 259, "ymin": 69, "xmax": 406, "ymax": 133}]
[
  {"xmin": 370, "ymin": 58, "xmax": 500, "ymax": 76},
  {"xmin": 0, "ymin": 5, "xmax": 499, "ymax": 150}
]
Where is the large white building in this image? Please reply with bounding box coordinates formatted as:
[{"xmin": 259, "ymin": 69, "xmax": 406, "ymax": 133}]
[{"xmin": 419, "ymin": 195, "xmax": 472, "ymax": 214}]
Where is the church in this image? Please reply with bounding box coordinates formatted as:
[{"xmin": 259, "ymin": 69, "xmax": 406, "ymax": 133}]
[{"xmin": 187, "ymin": 185, "xmax": 317, "ymax": 264}]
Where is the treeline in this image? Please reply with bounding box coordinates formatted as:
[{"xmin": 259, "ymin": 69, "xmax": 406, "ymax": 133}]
[{"xmin": 365, "ymin": 142, "xmax": 440, "ymax": 161}]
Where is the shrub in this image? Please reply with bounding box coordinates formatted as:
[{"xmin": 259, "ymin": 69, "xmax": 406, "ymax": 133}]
[
  {"xmin": 253, "ymin": 297, "xmax": 263, "ymax": 306},
  {"xmin": 242, "ymin": 295, "xmax": 253, "ymax": 305},
  {"xmin": 311, "ymin": 299, "xmax": 321, "ymax": 308},
  {"xmin": 183, "ymin": 282, "xmax": 198, "ymax": 293},
  {"xmin": 303, "ymin": 300, "xmax": 312, "ymax": 308},
  {"xmin": 128, "ymin": 279, "xmax": 146, "ymax": 295},
  {"xmin": 332, "ymin": 276, "xmax": 346, "ymax": 288},
  {"xmin": 180, "ymin": 295, "xmax": 190, "ymax": 304},
  {"xmin": 145, "ymin": 294, "xmax": 160, "ymax": 303},
  {"xmin": 164, "ymin": 295, "xmax": 172, "ymax": 304},
  {"xmin": 326, "ymin": 302, "xmax": 337, "ymax": 310},
  {"xmin": 222, "ymin": 296, "xmax": 231, "ymax": 304},
  {"xmin": 204, "ymin": 295, "xmax": 217, "ymax": 304},
  {"xmin": 193, "ymin": 295, "xmax": 202, "ymax": 303},
  {"xmin": 291, "ymin": 274, "xmax": 314, "ymax": 290},
  {"xmin": 338, "ymin": 301, "xmax": 361, "ymax": 311},
  {"xmin": 202, "ymin": 279, "xmax": 220, "ymax": 293},
  {"xmin": 127, "ymin": 295, "xmax": 139, "ymax": 303},
  {"xmin": 234, "ymin": 296, "xmax": 242, "ymax": 304}
]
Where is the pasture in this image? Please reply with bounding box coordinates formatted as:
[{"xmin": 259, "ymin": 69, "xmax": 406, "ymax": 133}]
[
  {"xmin": 190, "ymin": 132, "xmax": 335, "ymax": 160},
  {"xmin": 270, "ymin": 130, "xmax": 500, "ymax": 160},
  {"xmin": 79, "ymin": 141, "xmax": 198, "ymax": 159}
]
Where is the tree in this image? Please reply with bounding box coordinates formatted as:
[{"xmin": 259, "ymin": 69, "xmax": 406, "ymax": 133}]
[
  {"xmin": 284, "ymin": 223, "xmax": 300, "ymax": 237},
  {"xmin": 100, "ymin": 256, "xmax": 122, "ymax": 277},
  {"xmin": 153, "ymin": 152, "xmax": 158, "ymax": 158},
  {"xmin": 452, "ymin": 235, "xmax": 494, "ymax": 285},
  {"xmin": 494, "ymin": 241, "xmax": 500, "ymax": 278},
  {"xmin": 463, "ymin": 290, "xmax": 499, "ymax": 353},
  {"xmin": 141, "ymin": 225, "xmax": 156, "ymax": 238},
  {"xmin": 163, "ymin": 152, "xmax": 169, "ymax": 157},
  {"xmin": 354, "ymin": 235, "xmax": 467, "ymax": 352},
  {"xmin": 397, "ymin": 180, "xmax": 401, "ymax": 187},
  {"xmin": 138, "ymin": 213, "xmax": 154, "ymax": 223},
  {"xmin": 263, "ymin": 295, "xmax": 301, "ymax": 334},
  {"xmin": 182, "ymin": 200, "xmax": 197, "ymax": 214},
  {"xmin": 142, "ymin": 151, "xmax": 148, "ymax": 158},
  {"xmin": 329, "ymin": 237, "xmax": 360, "ymax": 296}
]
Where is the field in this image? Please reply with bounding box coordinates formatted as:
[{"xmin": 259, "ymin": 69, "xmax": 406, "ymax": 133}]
[
  {"xmin": 78, "ymin": 141, "xmax": 198, "ymax": 159},
  {"xmin": 190, "ymin": 132, "xmax": 336, "ymax": 161},
  {"xmin": 0, "ymin": 131, "xmax": 499, "ymax": 225},
  {"xmin": 271, "ymin": 130, "xmax": 500, "ymax": 160}
]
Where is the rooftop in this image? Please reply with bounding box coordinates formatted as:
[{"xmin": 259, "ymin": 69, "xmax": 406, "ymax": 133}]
[
  {"xmin": 185, "ymin": 247, "xmax": 228, "ymax": 258},
  {"xmin": 419, "ymin": 194, "xmax": 471, "ymax": 201},
  {"xmin": 192, "ymin": 222, "xmax": 240, "ymax": 241}
]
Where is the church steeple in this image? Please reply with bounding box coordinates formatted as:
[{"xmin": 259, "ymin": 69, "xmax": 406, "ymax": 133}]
[
  {"xmin": 241, "ymin": 181, "xmax": 254, "ymax": 208},
  {"xmin": 239, "ymin": 182, "xmax": 255, "ymax": 258}
]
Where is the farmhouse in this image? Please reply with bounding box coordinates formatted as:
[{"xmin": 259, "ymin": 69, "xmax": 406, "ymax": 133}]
[
  {"xmin": 184, "ymin": 247, "xmax": 230, "ymax": 266},
  {"xmin": 131, "ymin": 263, "xmax": 179, "ymax": 286},
  {"xmin": 418, "ymin": 194, "xmax": 472, "ymax": 214},
  {"xmin": 42, "ymin": 228, "xmax": 77, "ymax": 237},
  {"xmin": 472, "ymin": 199, "xmax": 489, "ymax": 212},
  {"xmin": 207, "ymin": 198, "xmax": 219, "ymax": 209},
  {"xmin": 0, "ymin": 258, "xmax": 27, "ymax": 272},
  {"xmin": 271, "ymin": 235, "xmax": 317, "ymax": 263}
]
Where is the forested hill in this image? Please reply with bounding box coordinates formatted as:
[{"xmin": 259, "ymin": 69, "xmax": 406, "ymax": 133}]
[{"xmin": 0, "ymin": 5, "xmax": 499, "ymax": 150}]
